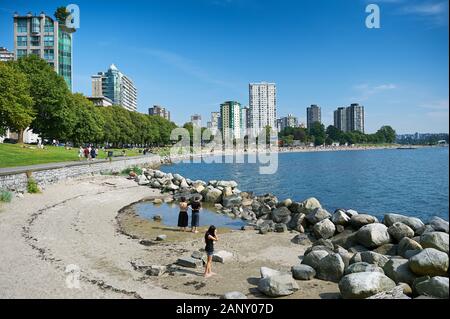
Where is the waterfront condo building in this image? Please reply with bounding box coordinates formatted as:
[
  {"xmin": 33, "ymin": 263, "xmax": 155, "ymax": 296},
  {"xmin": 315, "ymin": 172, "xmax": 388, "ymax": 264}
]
[
  {"xmin": 207, "ymin": 112, "xmax": 220, "ymax": 135},
  {"xmin": 13, "ymin": 12, "xmax": 75, "ymax": 90},
  {"xmin": 0, "ymin": 47, "xmax": 15, "ymax": 61},
  {"xmin": 191, "ymin": 114, "xmax": 202, "ymax": 127},
  {"xmin": 220, "ymin": 101, "xmax": 242, "ymax": 139},
  {"xmin": 277, "ymin": 114, "xmax": 299, "ymax": 132},
  {"xmin": 91, "ymin": 64, "xmax": 137, "ymax": 112},
  {"xmin": 306, "ymin": 105, "xmax": 321, "ymax": 130},
  {"xmin": 333, "ymin": 104, "xmax": 365, "ymax": 133},
  {"xmin": 249, "ymin": 82, "xmax": 277, "ymax": 136},
  {"xmin": 149, "ymin": 105, "xmax": 171, "ymax": 121},
  {"xmin": 241, "ymin": 106, "xmax": 250, "ymax": 137}
]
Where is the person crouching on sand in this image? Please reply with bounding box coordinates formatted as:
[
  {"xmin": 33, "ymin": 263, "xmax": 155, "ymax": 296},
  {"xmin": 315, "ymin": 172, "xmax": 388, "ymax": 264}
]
[
  {"xmin": 204, "ymin": 225, "xmax": 218, "ymax": 278},
  {"xmin": 177, "ymin": 197, "xmax": 189, "ymax": 232}
]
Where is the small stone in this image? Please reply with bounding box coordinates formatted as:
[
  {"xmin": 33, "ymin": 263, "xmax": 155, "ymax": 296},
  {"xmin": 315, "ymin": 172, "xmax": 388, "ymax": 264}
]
[
  {"xmin": 291, "ymin": 264, "xmax": 316, "ymax": 280},
  {"xmin": 176, "ymin": 257, "xmax": 203, "ymax": 268},
  {"xmin": 212, "ymin": 250, "xmax": 233, "ymax": 263},
  {"xmin": 146, "ymin": 265, "xmax": 167, "ymax": 276},
  {"xmin": 156, "ymin": 234, "xmax": 167, "ymax": 241}
]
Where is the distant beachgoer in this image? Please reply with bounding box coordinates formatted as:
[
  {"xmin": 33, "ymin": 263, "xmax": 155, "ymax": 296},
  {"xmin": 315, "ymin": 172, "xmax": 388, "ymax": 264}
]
[
  {"xmin": 190, "ymin": 197, "xmax": 202, "ymax": 233},
  {"xmin": 204, "ymin": 225, "xmax": 218, "ymax": 278},
  {"xmin": 177, "ymin": 197, "xmax": 189, "ymax": 232},
  {"xmin": 84, "ymin": 147, "xmax": 89, "ymax": 160},
  {"xmin": 90, "ymin": 147, "xmax": 96, "ymax": 160},
  {"xmin": 78, "ymin": 146, "xmax": 84, "ymax": 161}
]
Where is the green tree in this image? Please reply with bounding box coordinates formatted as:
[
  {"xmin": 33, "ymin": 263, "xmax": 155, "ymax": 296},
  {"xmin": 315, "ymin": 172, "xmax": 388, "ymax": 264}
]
[
  {"xmin": 326, "ymin": 125, "xmax": 342, "ymax": 142},
  {"xmin": 0, "ymin": 62, "xmax": 35, "ymax": 143},
  {"xmin": 309, "ymin": 122, "xmax": 326, "ymax": 146},
  {"xmin": 376, "ymin": 126, "xmax": 396, "ymax": 144},
  {"xmin": 54, "ymin": 6, "xmax": 70, "ymax": 24}
]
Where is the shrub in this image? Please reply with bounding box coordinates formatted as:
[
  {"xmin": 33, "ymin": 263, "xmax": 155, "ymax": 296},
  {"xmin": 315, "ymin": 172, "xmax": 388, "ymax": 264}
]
[
  {"xmin": 0, "ymin": 190, "xmax": 12, "ymax": 203},
  {"xmin": 27, "ymin": 177, "xmax": 41, "ymax": 194},
  {"xmin": 121, "ymin": 166, "xmax": 143, "ymax": 176}
]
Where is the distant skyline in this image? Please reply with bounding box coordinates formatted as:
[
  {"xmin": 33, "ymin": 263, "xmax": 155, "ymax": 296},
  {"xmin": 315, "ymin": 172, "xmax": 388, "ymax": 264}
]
[{"xmin": 0, "ymin": 0, "xmax": 448, "ymax": 133}]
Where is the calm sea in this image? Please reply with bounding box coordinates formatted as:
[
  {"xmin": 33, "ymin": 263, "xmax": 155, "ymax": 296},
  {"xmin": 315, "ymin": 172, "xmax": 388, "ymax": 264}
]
[{"xmin": 161, "ymin": 147, "xmax": 449, "ymax": 222}]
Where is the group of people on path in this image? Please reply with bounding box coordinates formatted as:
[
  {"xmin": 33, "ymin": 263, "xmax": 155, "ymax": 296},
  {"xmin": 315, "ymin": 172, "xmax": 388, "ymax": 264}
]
[
  {"xmin": 177, "ymin": 197, "xmax": 219, "ymax": 278},
  {"xmin": 78, "ymin": 145, "xmax": 99, "ymax": 161}
]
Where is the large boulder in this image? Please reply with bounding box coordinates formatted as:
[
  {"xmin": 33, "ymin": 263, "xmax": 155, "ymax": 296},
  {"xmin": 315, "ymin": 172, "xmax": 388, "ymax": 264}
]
[
  {"xmin": 222, "ymin": 195, "xmax": 242, "ymax": 208},
  {"xmin": 429, "ymin": 216, "xmax": 449, "ymax": 233},
  {"xmin": 305, "ymin": 245, "xmax": 334, "ymax": 256},
  {"xmin": 204, "ymin": 188, "xmax": 223, "ymax": 203},
  {"xmin": 373, "ymin": 244, "xmax": 398, "ymax": 256},
  {"xmin": 388, "ymin": 222, "xmax": 414, "ymax": 242},
  {"xmin": 288, "ymin": 202, "xmax": 304, "ymax": 214},
  {"xmin": 335, "ymin": 246, "xmax": 352, "ymax": 268},
  {"xmin": 383, "ymin": 259, "xmax": 417, "ymax": 285},
  {"xmin": 366, "ymin": 286, "xmax": 411, "ymax": 299},
  {"xmin": 305, "ymin": 208, "xmax": 331, "ymax": 225},
  {"xmin": 301, "ymin": 250, "xmax": 329, "ymax": 269},
  {"xmin": 271, "ymin": 207, "xmax": 292, "ymax": 224},
  {"xmin": 415, "ymin": 276, "xmax": 449, "ymax": 299},
  {"xmin": 301, "ymin": 197, "xmax": 322, "ymax": 213},
  {"xmin": 356, "ymin": 223, "xmax": 392, "ymax": 248},
  {"xmin": 258, "ymin": 274, "xmax": 299, "ymax": 297},
  {"xmin": 287, "ymin": 213, "xmax": 306, "ymax": 232},
  {"xmin": 316, "ymin": 253, "xmax": 345, "ymax": 282},
  {"xmin": 260, "ymin": 267, "xmax": 283, "ymax": 279},
  {"xmin": 291, "ymin": 265, "xmax": 316, "ymax": 280},
  {"xmin": 313, "ymin": 219, "xmax": 336, "ymax": 239},
  {"xmin": 420, "ymin": 232, "xmax": 449, "ymax": 254},
  {"xmin": 331, "ymin": 230, "xmax": 358, "ymax": 249},
  {"xmin": 339, "ymin": 272, "xmax": 396, "ymax": 299},
  {"xmin": 345, "ymin": 262, "xmax": 384, "ymax": 275},
  {"xmin": 212, "ymin": 250, "xmax": 234, "ymax": 263},
  {"xmin": 383, "ymin": 213, "xmax": 425, "ymax": 233},
  {"xmin": 409, "ymin": 248, "xmax": 449, "ymax": 277},
  {"xmin": 359, "ymin": 251, "xmax": 390, "ymax": 268},
  {"xmin": 398, "ymin": 237, "xmax": 423, "ymax": 258},
  {"xmin": 350, "ymin": 214, "xmax": 379, "ymax": 229},
  {"xmin": 217, "ymin": 180, "xmax": 238, "ymax": 188},
  {"xmin": 331, "ymin": 209, "xmax": 351, "ymax": 226}
]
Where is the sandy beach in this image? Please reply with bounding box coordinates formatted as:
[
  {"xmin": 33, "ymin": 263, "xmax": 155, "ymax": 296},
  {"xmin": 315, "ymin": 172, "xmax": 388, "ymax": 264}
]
[{"xmin": 0, "ymin": 175, "xmax": 339, "ymax": 299}]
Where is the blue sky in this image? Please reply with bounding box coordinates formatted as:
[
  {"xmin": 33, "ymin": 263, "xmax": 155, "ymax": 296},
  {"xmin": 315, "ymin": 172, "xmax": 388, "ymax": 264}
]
[{"xmin": 0, "ymin": 0, "xmax": 448, "ymax": 133}]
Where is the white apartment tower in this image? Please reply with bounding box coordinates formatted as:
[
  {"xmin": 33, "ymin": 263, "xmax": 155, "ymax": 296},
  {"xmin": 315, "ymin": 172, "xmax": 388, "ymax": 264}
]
[{"xmin": 249, "ymin": 82, "xmax": 277, "ymax": 135}]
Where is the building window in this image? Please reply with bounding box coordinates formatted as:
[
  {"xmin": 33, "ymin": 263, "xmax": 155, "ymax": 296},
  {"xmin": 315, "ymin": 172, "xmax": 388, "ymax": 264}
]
[
  {"xmin": 17, "ymin": 36, "xmax": 27, "ymax": 46},
  {"xmin": 44, "ymin": 49, "xmax": 54, "ymax": 60},
  {"xmin": 17, "ymin": 19, "xmax": 27, "ymax": 33},
  {"xmin": 31, "ymin": 17, "xmax": 40, "ymax": 33},
  {"xmin": 44, "ymin": 18, "xmax": 54, "ymax": 33},
  {"xmin": 17, "ymin": 49, "xmax": 27, "ymax": 58},
  {"xmin": 44, "ymin": 35, "xmax": 54, "ymax": 47},
  {"xmin": 31, "ymin": 49, "xmax": 40, "ymax": 56},
  {"xmin": 31, "ymin": 36, "xmax": 40, "ymax": 46}
]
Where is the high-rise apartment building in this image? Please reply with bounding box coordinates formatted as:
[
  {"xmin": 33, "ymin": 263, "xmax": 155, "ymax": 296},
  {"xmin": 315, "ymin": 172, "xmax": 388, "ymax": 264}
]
[
  {"xmin": 307, "ymin": 105, "xmax": 321, "ymax": 130},
  {"xmin": 241, "ymin": 106, "xmax": 249, "ymax": 136},
  {"xmin": 149, "ymin": 105, "xmax": 170, "ymax": 121},
  {"xmin": 0, "ymin": 47, "xmax": 15, "ymax": 61},
  {"xmin": 191, "ymin": 114, "xmax": 202, "ymax": 127},
  {"xmin": 91, "ymin": 64, "xmax": 137, "ymax": 112},
  {"xmin": 277, "ymin": 114, "xmax": 299, "ymax": 132},
  {"xmin": 207, "ymin": 112, "xmax": 220, "ymax": 135},
  {"xmin": 333, "ymin": 104, "xmax": 365, "ymax": 133},
  {"xmin": 13, "ymin": 12, "xmax": 75, "ymax": 90},
  {"xmin": 346, "ymin": 103, "xmax": 365, "ymax": 133},
  {"xmin": 334, "ymin": 107, "xmax": 347, "ymax": 132},
  {"xmin": 249, "ymin": 82, "xmax": 277, "ymax": 135},
  {"xmin": 220, "ymin": 101, "xmax": 241, "ymax": 139}
]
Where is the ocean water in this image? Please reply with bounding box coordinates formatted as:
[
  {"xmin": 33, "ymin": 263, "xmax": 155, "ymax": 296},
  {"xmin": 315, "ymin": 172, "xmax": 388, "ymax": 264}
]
[{"xmin": 161, "ymin": 147, "xmax": 449, "ymax": 222}]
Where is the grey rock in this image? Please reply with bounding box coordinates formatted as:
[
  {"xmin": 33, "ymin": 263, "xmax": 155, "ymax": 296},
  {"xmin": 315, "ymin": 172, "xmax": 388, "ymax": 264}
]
[
  {"xmin": 339, "ymin": 272, "xmax": 396, "ymax": 299},
  {"xmin": 373, "ymin": 244, "xmax": 398, "ymax": 256},
  {"xmin": 274, "ymin": 223, "xmax": 288, "ymax": 233},
  {"xmin": 313, "ymin": 219, "xmax": 336, "ymax": 239},
  {"xmin": 420, "ymin": 232, "xmax": 449, "ymax": 254},
  {"xmin": 313, "ymin": 239, "xmax": 334, "ymax": 250},
  {"xmin": 146, "ymin": 265, "xmax": 167, "ymax": 276},
  {"xmin": 212, "ymin": 250, "xmax": 233, "ymax": 263},
  {"xmin": 291, "ymin": 264, "xmax": 316, "ymax": 280},
  {"xmin": 301, "ymin": 250, "xmax": 329, "ymax": 269},
  {"xmin": 384, "ymin": 213, "xmax": 425, "ymax": 233},
  {"xmin": 348, "ymin": 245, "xmax": 370, "ymax": 254},
  {"xmin": 383, "ymin": 258, "xmax": 417, "ymax": 285},
  {"xmin": 416, "ymin": 225, "xmax": 436, "ymax": 236},
  {"xmin": 360, "ymin": 251, "xmax": 390, "ymax": 268},
  {"xmin": 217, "ymin": 180, "xmax": 238, "ymax": 188},
  {"xmin": 366, "ymin": 285, "xmax": 411, "ymax": 299},
  {"xmin": 332, "ymin": 209, "xmax": 351, "ymax": 226},
  {"xmin": 260, "ymin": 266, "xmax": 283, "ymax": 278},
  {"xmin": 258, "ymin": 274, "xmax": 299, "ymax": 297},
  {"xmin": 429, "ymin": 216, "xmax": 449, "ymax": 233},
  {"xmin": 156, "ymin": 234, "xmax": 167, "ymax": 241},
  {"xmin": 301, "ymin": 197, "xmax": 322, "ymax": 213},
  {"xmin": 288, "ymin": 202, "xmax": 304, "ymax": 214},
  {"xmin": 398, "ymin": 237, "xmax": 423, "ymax": 258},
  {"xmin": 221, "ymin": 291, "xmax": 247, "ymax": 299},
  {"xmin": 287, "ymin": 213, "xmax": 306, "ymax": 232},
  {"xmin": 350, "ymin": 214, "xmax": 379, "ymax": 229},
  {"xmin": 191, "ymin": 251, "xmax": 204, "ymax": 259},
  {"xmin": 334, "ymin": 245, "xmax": 352, "ymax": 268},
  {"xmin": 356, "ymin": 223, "xmax": 392, "ymax": 248},
  {"xmin": 331, "ymin": 230, "xmax": 358, "ymax": 249},
  {"xmin": 316, "ymin": 253, "xmax": 345, "ymax": 282},
  {"xmin": 204, "ymin": 188, "xmax": 222, "ymax": 203},
  {"xmin": 272, "ymin": 207, "xmax": 292, "ymax": 224},
  {"xmin": 305, "ymin": 208, "xmax": 331, "ymax": 225},
  {"xmin": 345, "ymin": 262, "xmax": 384, "ymax": 275},
  {"xmin": 153, "ymin": 214, "xmax": 162, "ymax": 221},
  {"xmin": 415, "ymin": 276, "xmax": 449, "ymax": 299},
  {"xmin": 336, "ymin": 225, "xmax": 345, "ymax": 233},
  {"xmin": 409, "ymin": 248, "xmax": 449, "ymax": 276},
  {"xmin": 222, "ymin": 195, "xmax": 242, "ymax": 208},
  {"xmin": 176, "ymin": 257, "xmax": 203, "ymax": 268},
  {"xmin": 305, "ymin": 245, "xmax": 335, "ymax": 256},
  {"xmin": 388, "ymin": 222, "xmax": 415, "ymax": 242},
  {"xmin": 345, "ymin": 209, "xmax": 359, "ymax": 218},
  {"xmin": 291, "ymin": 233, "xmax": 312, "ymax": 245}
]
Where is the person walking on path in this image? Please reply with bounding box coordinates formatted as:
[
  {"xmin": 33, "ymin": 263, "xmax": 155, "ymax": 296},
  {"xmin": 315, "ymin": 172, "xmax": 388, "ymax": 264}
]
[
  {"xmin": 204, "ymin": 225, "xmax": 218, "ymax": 278},
  {"xmin": 177, "ymin": 197, "xmax": 189, "ymax": 232},
  {"xmin": 90, "ymin": 147, "xmax": 97, "ymax": 160},
  {"xmin": 78, "ymin": 146, "xmax": 84, "ymax": 161},
  {"xmin": 84, "ymin": 146, "xmax": 89, "ymax": 160},
  {"xmin": 190, "ymin": 197, "xmax": 202, "ymax": 233}
]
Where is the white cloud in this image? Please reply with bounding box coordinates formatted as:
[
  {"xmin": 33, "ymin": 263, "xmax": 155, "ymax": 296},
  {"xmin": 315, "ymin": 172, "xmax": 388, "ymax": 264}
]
[{"xmin": 351, "ymin": 83, "xmax": 397, "ymax": 101}]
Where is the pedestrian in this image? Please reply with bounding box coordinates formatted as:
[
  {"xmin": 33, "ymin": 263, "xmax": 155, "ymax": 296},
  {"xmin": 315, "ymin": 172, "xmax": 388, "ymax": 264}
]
[
  {"xmin": 177, "ymin": 197, "xmax": 189, "ymax": 232},
  {"xmin": 84, "ymin": 146, "xmax": 89, "ymax": 160},
  {"xmin": 190, "ymin": 196, "xmax": 202, "ymax": 233},
  {"xmin": 204, "ymin": 225, "xmax": 218, "ymax": 278},
  {"xmin": 78, "ymin": 146, "xmax": 84, "ymax": 161},
  {"xmin": 90, "ymin": 146, "xmax": 96, "ymax": 160}
]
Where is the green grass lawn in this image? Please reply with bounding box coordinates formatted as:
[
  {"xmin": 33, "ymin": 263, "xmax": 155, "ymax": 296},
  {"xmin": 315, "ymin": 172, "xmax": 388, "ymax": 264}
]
[{"xmin": 0, "ymin": 143, "xmax": 143, "ymax": 168}]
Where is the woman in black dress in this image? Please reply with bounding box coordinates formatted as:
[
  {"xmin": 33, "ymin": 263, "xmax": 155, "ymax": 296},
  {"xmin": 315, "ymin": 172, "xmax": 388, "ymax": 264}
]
[
  {"xmin": 177, "ymin": 197, "xmax": 189, "ymax": 231},
  {"xmin": 204, "ymin": 225, "xmax": 218, "ymax": 278},
  {"xmin": 190, "ymin": 197, "xmax": 202, "ymax": 233}
]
